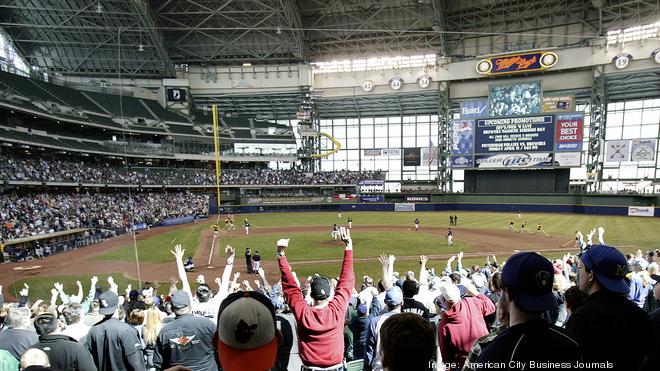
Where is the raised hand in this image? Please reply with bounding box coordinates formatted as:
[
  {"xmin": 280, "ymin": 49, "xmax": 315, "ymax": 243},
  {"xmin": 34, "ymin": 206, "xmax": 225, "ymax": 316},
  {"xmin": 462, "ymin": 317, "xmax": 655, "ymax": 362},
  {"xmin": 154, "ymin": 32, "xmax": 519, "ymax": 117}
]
[
  {"xmin": 50, "ymin": 288, "xmax": 58, "ymax": 297},
  {"xmin": 276, "ymin": 238, "xmax": 290, "ymax": 253},
  {"xmin": 196, "ymin": 275, "xmax": 206, "ymax": 284},
  {"xmin": 225, "ymin": 245, "xmax": 235, "ymax": 265},
  {"xmin": 254, "ymin": 280, "xmax": 261, "ymax": 288},
  {"xmin": 19, "ymin": 283, "xmax": 29, "ymax": 297},
  {"xmin": 378, "ymin": 254, "xmax": 388, "ymax": 266},
  {"xmin": 125, "ymin": 284, "xmax": 132, "ymax": 296},
  {"xmin": 171, "ymin": 244, "xmax": 185, "ymax": 261},
  {"xmin": 108, "ymin": 276, "xmax": 118, "ymax": 293},
  {"xmin": 458, "ymin": 251, "xmax": 464, "ymax": 260},
  {"xmin": 419, "ymin": 255, "xmax": 429, "ymax": 265},
  {"xmin": 91, "ymin": 276, "xmax": 99, "ymax": 287},
  {"xmin": 388, "ymin": 254, "xmax": 396, "ymax": 266},
  {"xmin": 76, "ymin": 280, "xmax": 83, "ymax": 288},
  {"xmin": 257, "ymin": 267, "xmax": 266, "ymax": 277},
  {"xmin": 448, "ymin": 256, "xmax": 456, "ymax": 264},
  {"xmin": 339, "ymin": 227, "xmax": 352, "ymax": 249},
  {"xmin": 233, "ymin": 272, "xmax": 241, "ymax": 281},
  {"xmin": 214, "ymin": 277, "xmax": 222, "ymax": 287},
  {"xmin": 54, "ymin": 282, "xmax": 64, "ymax": 292}
]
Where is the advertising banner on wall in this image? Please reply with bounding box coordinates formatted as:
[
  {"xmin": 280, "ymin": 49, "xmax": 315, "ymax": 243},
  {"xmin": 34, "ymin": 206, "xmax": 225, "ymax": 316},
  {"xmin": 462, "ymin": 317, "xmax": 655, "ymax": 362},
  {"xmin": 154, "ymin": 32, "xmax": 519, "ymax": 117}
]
[
  {"xmin": 403, "ymin": 148, "xmax": 421, "ymax": 166},
  {"xmin": 554, "ymin": 152, "xmax": 582, "ymax": 167},
  {"xmin": 394, "ymin": 203, "xmax": 416, "ymax": 212},
  {"xmin": 359, "ymin": 179, "xmax": 385, "ymax": 186},
  {"xmin": 382, "ymin": 148, "xmax": 401, "ymax": 156},
  {"xmin": 628, "ymin": 206, "xmax": 654, "ymax": 217},
  {"xmin": 451, "ymin": 119, "xmax": 474, "ymax": 155},
  {"xmin": 543, "ymin": 95, "xmax": 575, "ymax": 112},
  {"xmin": 363, "ymin": 149, "xmax": 382, "ymax": 156},
  {"xmin": 475, "ymin": 115, "xmax": 555, "ymax": 153},
  {"xmin": 605, "ymin": 140, "xmax": 631, "ymax": 162},
  {"xmin": 450, "ymin": 155, "xmax": 474, "ymax": 168},
  {"xmin": 555, "ymin": 113, "xmax": 584, "ymax": 151},
  {"xmin": 475, "ymin": 153, "xmax": 553, "ymax": 169},
  {"xmin": 405, "ymin": 195, "xmax": 431, "ymax": 202},
  {"xmin": 631, "ymin": 139, "xmax": 656, "ymax": 161},
  {"xmin": 360, "ymin": 195, "xmax": 385, "ymax": 203},
  {"xmin": 460, "ymin": 100, "xmax": 489, "ymax": 118}
]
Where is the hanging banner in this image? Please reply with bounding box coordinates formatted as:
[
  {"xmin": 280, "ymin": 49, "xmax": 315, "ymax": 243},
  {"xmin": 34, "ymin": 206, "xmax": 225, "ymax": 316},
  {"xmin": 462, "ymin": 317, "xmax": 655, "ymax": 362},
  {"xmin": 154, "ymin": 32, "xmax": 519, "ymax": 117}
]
[
  {"xmin": 421, "ymin": 147, "xmax": 438, "ymax": 167},
  {"xmin": 605, "ymin": 140, "xmax": 631, "ymax": 162},
  {"xmin": 451, "ymin": 119, "xmax": 474, "ymax": 155},
  {"xmin": 543, "ymin": 95, "xmax": 575, "ymax": 112},
  {"xmin": 631, "ymin": 139, "xmax": 656, "ymax": 161},
  {"xmin": 460, "ymin": 100, "xmax": 489, "ymax": 118},
  {"xmin": 363, "ymin": 149, "xmax": 382, "ymax": 156},
  {"xmin": 476, "ymin": 51, "xmax": 558, "ymax": 75},
  {"xmin": 403, "ymin": 148, "xmax": 421, "ymax": 166},
  {"xmin": 382, "ymin": 148, "xmax": 401, "ymax": 156},
  {"xmin": 555, "ymin": 113, "xmax": 584, "ymax": 151}
]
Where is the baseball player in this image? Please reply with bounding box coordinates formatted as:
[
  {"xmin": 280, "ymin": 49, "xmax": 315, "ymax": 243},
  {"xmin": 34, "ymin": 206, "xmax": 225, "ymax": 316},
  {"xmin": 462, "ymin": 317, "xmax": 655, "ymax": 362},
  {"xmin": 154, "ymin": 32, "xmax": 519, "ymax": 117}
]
[
  {"xmin": 243, "ymin": 218, "xmax": 250, "ymax": 235},
  {"xmin": 348, "ymin": 216, "xmax": 352, "ymax": 229},
  {"xmin": 331, "ymin": 223, "xmax": 339, "ymax": 240},
  {"xmin": 414, "ymin": 218, "xmax": 420, "ymax": 232},
  {"xmin": 252, "ymin": 250, "xmax": 261, "ymax": 272},
  {"xmin": 517, "ymin": 210, "xmax": 522, "ymax": 219},
  {"xmin": 508, "ymin": 219, "xmax": 517, "ymax": 232},
  {"xmin": 535, "ymin": 222, "xmax": 550, "ymax": 237},
  {"xmin": 447, "ymin": 228, "xmax": 454, "ymax": 246},
  {"xmin": 449, "ymin": 215, "xmax": 454, "ymax": 226},
  {"xmin": 520, "ymin": 221, "xmax": 528, "ymax": 235},
  {"xmin": 338, "ymin": 210, "xmax": 342, "ymax": 219}
]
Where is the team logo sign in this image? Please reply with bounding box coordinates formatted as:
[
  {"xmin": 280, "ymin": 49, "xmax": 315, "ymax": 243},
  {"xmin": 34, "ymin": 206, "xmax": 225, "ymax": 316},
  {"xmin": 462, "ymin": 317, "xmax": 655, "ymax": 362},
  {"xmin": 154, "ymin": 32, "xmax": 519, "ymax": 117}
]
[
  {"xmin": 389, "ymin": 77, "xmax": 403, "ymax": 90},
  {"xmin": 361, "ymin": 80, "xmax": 374, "ymax": 92},
  {"xmin": 476, "ymin": 51, "xmax": 558, "ymax": 75},
  {"xmin": 417, "ymin": 75, "xmax": 432, "ymax": 88},
  {"xmin": 612, "ymin": 53, "xmax": 632, "ymax": 69}
]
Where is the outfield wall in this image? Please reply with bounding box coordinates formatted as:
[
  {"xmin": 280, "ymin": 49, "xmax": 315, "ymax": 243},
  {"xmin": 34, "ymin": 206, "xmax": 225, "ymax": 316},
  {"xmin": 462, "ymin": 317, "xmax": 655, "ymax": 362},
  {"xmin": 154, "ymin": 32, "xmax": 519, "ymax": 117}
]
[{"xmin": 211, "ymin": 194, "xmax": 659, "ymax": 217}]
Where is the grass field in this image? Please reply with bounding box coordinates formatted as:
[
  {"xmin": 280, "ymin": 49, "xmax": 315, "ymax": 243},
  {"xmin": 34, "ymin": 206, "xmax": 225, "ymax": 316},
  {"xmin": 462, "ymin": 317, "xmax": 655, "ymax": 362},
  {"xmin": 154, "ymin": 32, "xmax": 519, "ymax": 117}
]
[{"xmin": 10, "ymin": 211, "xmax": 659, "ymax": 299}]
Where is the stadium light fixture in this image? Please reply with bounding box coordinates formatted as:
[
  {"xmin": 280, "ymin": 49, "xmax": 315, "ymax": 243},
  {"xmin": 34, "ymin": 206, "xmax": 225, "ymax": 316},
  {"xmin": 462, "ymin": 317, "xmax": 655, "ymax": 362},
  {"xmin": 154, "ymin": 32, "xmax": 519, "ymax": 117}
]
[
  {"xmin": 138, "ymin": 44, "xmax": 144, "ymax": 52},
  {"xmin": 312, "ymin": 54, "xmax": 436, "ymax": 73}
]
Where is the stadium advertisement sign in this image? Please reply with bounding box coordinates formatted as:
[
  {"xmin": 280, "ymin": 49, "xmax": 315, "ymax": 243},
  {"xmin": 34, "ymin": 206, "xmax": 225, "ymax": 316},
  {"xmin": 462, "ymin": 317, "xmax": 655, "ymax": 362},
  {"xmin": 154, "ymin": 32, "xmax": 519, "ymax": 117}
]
[
  {"xmin": 451, "ymin": 155, "xmax": 474, "ymax": 168},
  {"xmin": 476, "ymin": 51, "xmax": 558, "ymax": 76},
  {"xmin": 475, "ymin": 115, "xmax": 555, "ymax": 153},
  {"xmin": 405, "ymin": 195, "xmax": 431, "ymax": 202},
  {"xmin": 360, "ymin": 195, "xmax": 385, "ymax": 203},
  {"xmin": 475, "ymin": 153, "xmax": 553, "ymax": 168},
  {"xmin": 628, "ymin": 206, "xmax": 654, "ymax": 217},
  {"xmin": 554, "ymin": 152, "xmax": 582, "ymax": 167},
  {"xmin": 451, "ymin": 119, "xmax": 474, "ymax": 155},
  {"xmin": 460, "ymin": 100, "xmax": 489, "ymax": 118},
  {"xmin": 543, "ymin": 95, "xmax": 574, "ymax": 112},
  {"xmin": 394, "ymin": 203, "xmax": 416, "ymax": 212},
  {"xmin": 605, "ymin": 140, "xmax": 631, "ymax": 162},
  {"xmin": 555, "ymin": 113, "xmax": 584, "ymax": 151},
  {"xmin": 382, "ymin": 148, "xmax": 401, "ymax": 156},
  {"xmin": 359, "ymin": 179, "xmax": 385, "ymax": 186}
]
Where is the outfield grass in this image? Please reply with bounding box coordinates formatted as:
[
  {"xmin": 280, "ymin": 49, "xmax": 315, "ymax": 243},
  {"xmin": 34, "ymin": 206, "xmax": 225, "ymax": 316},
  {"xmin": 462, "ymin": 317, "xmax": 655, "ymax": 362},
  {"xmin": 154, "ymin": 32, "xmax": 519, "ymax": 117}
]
[
  {"xmin": 95, "ymin": 222, "xmax": 209, "ymax": 263},
  {"xmin": 8, "ymin": 274, "xmax": 139, "ymax": 302}
]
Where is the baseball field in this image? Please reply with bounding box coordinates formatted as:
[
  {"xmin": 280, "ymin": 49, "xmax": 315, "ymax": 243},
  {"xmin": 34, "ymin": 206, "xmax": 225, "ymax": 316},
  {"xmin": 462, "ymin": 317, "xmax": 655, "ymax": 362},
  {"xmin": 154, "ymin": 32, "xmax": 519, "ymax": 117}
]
[{"xmin": 2, "ymin": 210, "xmax": 658, "ymax": 300}]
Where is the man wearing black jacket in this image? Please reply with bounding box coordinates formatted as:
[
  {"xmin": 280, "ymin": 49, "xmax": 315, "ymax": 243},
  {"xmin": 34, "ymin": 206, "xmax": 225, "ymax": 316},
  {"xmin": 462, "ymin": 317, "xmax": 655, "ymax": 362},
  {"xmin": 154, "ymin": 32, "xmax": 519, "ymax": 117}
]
[
  {"xmin": 153, "ymin": 291, "xmax": 218, "ymax": 371},
  {"xmin": 30, "ymin": 313, "xmax": 97, "ymax": 371},
  {"xmin": 566, "ymin": 245, "xmax": 653, "ymax": 371},
  {"xmin": 86, "ymin": 291, "xmax": 145, "ymax": 371}
]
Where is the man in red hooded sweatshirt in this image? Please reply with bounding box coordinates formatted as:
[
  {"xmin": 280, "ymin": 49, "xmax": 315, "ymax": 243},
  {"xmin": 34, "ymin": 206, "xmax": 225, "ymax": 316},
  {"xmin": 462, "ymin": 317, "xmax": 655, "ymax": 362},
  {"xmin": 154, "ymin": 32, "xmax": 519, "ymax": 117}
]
[
  {"xmin": 436, "ymin": 281, "xmax": 495, "ymax": 370},
  {"xmin": 277, "ymin": 226, "xmax": 354, "ymax": 370}
]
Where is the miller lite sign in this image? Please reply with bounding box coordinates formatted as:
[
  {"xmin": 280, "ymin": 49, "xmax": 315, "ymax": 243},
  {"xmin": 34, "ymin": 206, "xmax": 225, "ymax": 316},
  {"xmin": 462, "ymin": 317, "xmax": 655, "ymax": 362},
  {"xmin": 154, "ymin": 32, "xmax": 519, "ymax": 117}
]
[{"xmin": 476, "ymin": 51, "xmax": 558, "ymax": 76}]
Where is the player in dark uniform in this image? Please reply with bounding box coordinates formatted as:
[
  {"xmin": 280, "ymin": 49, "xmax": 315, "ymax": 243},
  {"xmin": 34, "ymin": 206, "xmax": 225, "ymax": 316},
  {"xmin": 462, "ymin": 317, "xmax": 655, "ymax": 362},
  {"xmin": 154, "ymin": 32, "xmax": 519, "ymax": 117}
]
[
  {"xmin": 415, "ymin": 218, "xmax": 420, "ymax": 232},
  {"xmin": 245, "ymin": 248, "xmax": 253, "ymax": 274},
  {"xmin": 450, "ymin": 215, "xmax": 454, "ymax": 226},
  {"xmin": 243, "ymin": 218, "xmax": 250, "ymax": 235}
]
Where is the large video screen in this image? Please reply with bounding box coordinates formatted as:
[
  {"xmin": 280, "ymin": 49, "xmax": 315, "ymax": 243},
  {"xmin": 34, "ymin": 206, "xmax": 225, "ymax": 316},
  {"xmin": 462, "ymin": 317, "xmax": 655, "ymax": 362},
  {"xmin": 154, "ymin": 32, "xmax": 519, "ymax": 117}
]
[
  {"xmin": 489, "ymin": 81, "xmax": 542, "ymax": 117},
  {"xmin": 450, "ymin": 112, "xmax": 584, "ymax": 169}
]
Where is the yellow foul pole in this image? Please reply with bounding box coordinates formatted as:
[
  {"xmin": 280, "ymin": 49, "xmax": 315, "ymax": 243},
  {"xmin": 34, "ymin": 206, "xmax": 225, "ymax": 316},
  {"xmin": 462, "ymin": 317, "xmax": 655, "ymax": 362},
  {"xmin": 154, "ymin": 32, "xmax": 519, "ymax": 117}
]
[{"xmin": 212, "ymin": 104, "xmax": 222, "ymax": 225}]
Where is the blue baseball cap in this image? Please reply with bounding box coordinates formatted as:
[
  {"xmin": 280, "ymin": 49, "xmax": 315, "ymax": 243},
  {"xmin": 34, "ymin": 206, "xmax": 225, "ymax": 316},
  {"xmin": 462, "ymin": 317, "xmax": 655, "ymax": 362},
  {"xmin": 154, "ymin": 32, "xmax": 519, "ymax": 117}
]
[
  {"xmin": 501, "ymin": 252, "xmax": 555, "ymax": 312},
  {"xmin": 580, "ymin": 244, "xmax": 629, "ymax": 294},
  {"xmin": 385, "ymin": 286, "xmax": 403, "ymax": 306}
]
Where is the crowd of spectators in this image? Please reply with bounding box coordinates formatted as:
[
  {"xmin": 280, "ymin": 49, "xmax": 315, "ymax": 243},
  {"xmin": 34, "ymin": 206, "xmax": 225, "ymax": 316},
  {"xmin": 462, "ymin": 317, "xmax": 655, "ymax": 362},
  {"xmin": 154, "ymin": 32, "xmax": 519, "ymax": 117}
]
[
  {"xmin": 0, "ymin": 191, "xmax": 208, "ymax": 240},
  {"xmin": 1, "ymin": 225, "xmax": 659, "ymax": 371},
  {"xmin": 0, "ymin": 155, "xmax": 385, "ymax": 186}
]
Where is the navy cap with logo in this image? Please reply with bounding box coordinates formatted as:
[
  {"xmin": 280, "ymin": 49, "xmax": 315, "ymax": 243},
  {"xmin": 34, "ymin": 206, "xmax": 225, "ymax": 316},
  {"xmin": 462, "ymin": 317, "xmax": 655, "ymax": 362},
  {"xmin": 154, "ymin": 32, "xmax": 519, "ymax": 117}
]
[
  {"xmin": 580, "ymin": 244, "xmax": 629, "ymax": 294},
  {"xmin": 310, "ymin": 277, "xmax": 331, "ymax": 300},
  {"xmin": 501, "ymin": 252, "xmax": 555, "ymax": 312},
  {"xmin": 98, "ymin": 291, "xmax": 119, "ymax": 315}
]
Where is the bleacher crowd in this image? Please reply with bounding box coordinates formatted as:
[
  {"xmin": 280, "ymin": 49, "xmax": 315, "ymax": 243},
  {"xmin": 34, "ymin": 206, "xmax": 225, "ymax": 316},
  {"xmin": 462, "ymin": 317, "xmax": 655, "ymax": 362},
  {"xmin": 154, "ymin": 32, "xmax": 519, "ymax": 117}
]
[
  {"xmin": 0, "ymin": 226, "xmax": 659, "ymax": 371},
  {"xmin": 0, "ymin": 191, "xmax": 209, "ymax": 240},
  {"xmin": 0, "ymin": 155, "xmax": 385, "ymax": 186}
]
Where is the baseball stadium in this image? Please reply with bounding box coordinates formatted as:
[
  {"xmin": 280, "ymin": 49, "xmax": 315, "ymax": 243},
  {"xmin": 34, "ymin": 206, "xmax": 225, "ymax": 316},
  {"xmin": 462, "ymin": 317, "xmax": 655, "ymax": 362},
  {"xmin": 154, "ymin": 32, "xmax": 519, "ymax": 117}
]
[{"xmin": 0, "ymin": 1, "xmax": 659, "ymax": 371}]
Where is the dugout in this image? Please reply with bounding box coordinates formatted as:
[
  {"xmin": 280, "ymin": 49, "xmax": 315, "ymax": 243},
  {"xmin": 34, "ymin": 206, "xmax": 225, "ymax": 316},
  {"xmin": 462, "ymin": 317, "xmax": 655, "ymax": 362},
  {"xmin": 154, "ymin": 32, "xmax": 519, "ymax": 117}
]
[{"xmin": 463, "ymin": 169, "xmax": 570, "ymax": 193}]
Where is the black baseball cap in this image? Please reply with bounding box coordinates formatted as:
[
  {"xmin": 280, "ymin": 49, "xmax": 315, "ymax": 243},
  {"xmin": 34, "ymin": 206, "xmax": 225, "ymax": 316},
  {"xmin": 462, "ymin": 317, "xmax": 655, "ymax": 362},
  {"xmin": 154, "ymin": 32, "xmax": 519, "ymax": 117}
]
[
  {"xmin": 502, "ymin": 252, "xmax": 555, "ymax": 312},
  {"xmin": 310, "ymin": 277, "xmax": 331, "ymax": 300},
  {"xmin": 98, "ymin": 291, "xmax": 119, "ymax": 315}
]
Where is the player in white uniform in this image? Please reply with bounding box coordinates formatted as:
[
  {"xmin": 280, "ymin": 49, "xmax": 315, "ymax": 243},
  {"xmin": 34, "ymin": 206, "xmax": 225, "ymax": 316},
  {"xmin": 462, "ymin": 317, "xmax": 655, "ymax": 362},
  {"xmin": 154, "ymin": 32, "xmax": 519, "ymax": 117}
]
[
  {"xmin": 331, "ymin": 224, "xmax": 339, "ymax": 240},
  {"xmin": 243, "ymin": 218, "xmax": 250, "ymax": 235},
  {"xmin": 348, "ymin": 217, "xmax": 352, "ymax": 229},
  {"xmin": 447, "ymin": 228, "xmax": 454, "ymax": 246}
]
